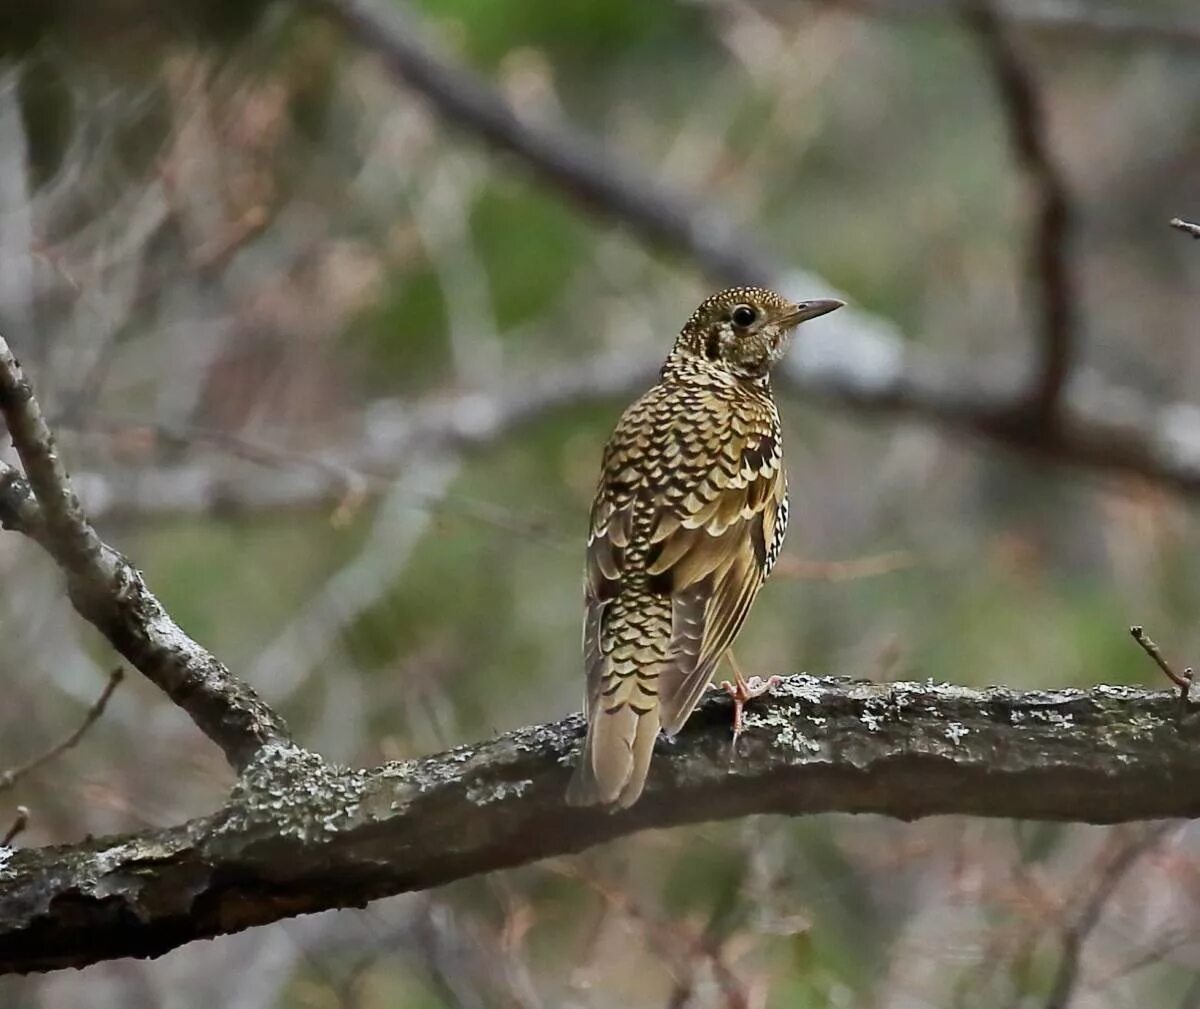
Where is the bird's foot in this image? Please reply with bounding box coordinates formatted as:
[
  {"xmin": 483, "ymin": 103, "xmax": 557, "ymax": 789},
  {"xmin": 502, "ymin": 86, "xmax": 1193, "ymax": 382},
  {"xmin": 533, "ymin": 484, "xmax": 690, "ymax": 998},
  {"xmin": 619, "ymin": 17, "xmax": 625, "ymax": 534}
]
[{"xmin": 718, "ymin": 671, "xmax": 782, "ymax": 760}]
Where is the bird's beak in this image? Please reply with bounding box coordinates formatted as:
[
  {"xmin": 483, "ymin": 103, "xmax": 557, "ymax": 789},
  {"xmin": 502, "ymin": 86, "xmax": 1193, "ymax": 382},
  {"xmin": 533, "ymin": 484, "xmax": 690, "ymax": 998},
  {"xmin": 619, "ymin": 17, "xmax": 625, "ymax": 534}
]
[{"xmin": 780, "ymin": 298, "xmax": 845, "ymax": 327}]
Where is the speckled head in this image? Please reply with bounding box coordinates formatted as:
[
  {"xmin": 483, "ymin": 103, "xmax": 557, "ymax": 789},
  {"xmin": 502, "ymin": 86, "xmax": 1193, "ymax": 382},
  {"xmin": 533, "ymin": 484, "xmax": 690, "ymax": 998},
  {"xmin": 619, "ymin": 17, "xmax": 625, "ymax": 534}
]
[{"xmin": 670, "ymin": 286, "xmax": 844, "ymax": 381}]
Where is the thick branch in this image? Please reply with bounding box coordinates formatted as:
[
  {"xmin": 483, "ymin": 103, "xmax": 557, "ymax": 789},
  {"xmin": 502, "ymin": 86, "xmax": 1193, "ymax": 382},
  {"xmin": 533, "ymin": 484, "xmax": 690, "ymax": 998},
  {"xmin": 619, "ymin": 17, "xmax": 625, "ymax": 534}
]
[
  {"xmin": 0, "ymin": 340, "xmax": 291, "ymax": 769},
  {"xmin": 3, "ymin": 675, "xmax": 1199, "ymax": 974}
]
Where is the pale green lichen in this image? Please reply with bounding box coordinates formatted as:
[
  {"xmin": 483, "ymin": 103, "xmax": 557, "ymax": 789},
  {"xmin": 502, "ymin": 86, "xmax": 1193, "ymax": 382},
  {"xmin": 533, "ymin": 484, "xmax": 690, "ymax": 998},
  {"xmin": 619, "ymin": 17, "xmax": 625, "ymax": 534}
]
[
  {"xmin": 778, "ymin": 674, "xmax": 825, "ymax": 706},
  {"xmin": 944, "ymin": 722, "xmax": 970, "ymax": 745},
  {"xmin": 207, "ymin": 745, "xmax": 371, "ymax": 846},
  {"xmin": 466, "ymin": 779, "xmax": 532, "ymax": 804},
  {"xmin": 917, "ymin": 679, "xmax": 986, "ymax": 703},
  {"xmin": 860, "ymin": 696, "xmax": 892, "ymax": 732},
  {"xmin": 750, "ymin": 706, "xmax": 824, "ymax": 755}
]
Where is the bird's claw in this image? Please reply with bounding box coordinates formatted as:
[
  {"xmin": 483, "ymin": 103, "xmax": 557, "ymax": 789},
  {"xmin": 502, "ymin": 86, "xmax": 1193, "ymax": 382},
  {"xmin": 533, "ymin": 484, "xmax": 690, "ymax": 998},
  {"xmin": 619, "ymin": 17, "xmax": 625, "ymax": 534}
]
[{"xmin": 719, "ymin": 673, "xmax": 782, "ymax": 761}]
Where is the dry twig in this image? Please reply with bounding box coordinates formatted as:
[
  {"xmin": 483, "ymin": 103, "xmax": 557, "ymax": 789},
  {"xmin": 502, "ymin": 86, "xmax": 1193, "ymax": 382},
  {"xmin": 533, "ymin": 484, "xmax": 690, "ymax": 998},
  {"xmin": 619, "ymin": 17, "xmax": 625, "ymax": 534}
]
[
  {"xmin": 1130, "ymin": 625, "xmax": 1193, "ymax": 703},
  {"xmin": 1169, "ymin": 217, "xmax": 1200, "ymax": 240},
  {"xmin": 1, "ymin": 807, "xmax": 28, "ymax": 847},
  {"xmin": 773, "ymin": 549, "xmax": 916, "ymax": 582},
  {"xmin": 0, "ymin": 668, "xmax": 125, "ymax": 793},
  {"xmin": 302, "ymin": 0, "xmax": 775, "ymax": 285}
]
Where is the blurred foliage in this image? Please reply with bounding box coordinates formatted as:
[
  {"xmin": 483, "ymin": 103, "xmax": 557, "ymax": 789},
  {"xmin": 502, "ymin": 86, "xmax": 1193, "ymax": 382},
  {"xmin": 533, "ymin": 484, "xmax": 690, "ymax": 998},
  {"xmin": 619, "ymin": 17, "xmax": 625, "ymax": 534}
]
[{"xmin": 414, "ymin": 0, "xmax": 708, "ymax": 68}]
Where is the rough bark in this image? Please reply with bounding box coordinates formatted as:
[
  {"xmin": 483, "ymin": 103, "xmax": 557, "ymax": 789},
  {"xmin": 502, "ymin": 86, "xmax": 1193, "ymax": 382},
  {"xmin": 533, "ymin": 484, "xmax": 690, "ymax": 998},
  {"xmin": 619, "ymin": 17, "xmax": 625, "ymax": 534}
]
[{"xmin": 3, "ymin": 674, "xmax": 1197, "ymax": 974}]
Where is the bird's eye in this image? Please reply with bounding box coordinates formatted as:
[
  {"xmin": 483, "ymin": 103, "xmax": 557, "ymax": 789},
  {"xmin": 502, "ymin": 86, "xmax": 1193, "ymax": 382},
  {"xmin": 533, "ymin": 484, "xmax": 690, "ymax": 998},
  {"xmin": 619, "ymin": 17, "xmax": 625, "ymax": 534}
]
[{"xmin": 731, "ymin": 305, "xmax": 757, "ymax": 327}]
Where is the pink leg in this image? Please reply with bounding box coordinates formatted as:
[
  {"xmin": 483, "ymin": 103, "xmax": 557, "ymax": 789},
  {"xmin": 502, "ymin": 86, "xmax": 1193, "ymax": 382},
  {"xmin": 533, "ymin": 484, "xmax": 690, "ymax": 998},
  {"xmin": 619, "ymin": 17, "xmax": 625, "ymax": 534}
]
[{"xmin": 717, "ymin": 649, "xmax": 781, "ymax": 756}]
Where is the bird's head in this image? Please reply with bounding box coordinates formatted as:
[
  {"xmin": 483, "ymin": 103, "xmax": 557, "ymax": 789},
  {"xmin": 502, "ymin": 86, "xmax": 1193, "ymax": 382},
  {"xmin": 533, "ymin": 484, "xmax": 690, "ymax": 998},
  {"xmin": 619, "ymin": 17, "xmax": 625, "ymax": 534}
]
[{"xmin": 670, "ymin": 286, "xmax": 844, "ymax": 381}]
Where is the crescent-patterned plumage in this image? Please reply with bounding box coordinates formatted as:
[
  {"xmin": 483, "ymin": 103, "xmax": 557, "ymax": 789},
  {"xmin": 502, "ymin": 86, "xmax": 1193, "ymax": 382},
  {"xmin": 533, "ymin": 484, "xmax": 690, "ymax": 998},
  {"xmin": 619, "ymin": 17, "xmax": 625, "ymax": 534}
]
[{"xmin": 567, "ymin": 287, "xmax": 842, "ymax": 808}]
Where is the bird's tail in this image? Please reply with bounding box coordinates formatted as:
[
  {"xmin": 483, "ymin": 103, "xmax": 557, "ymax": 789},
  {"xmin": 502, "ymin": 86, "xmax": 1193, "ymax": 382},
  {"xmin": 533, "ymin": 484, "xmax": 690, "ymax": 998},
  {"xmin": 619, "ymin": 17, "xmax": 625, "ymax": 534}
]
[{"xmin": 566, "ymin": 695, "xmax": 661, "ymax": 808}]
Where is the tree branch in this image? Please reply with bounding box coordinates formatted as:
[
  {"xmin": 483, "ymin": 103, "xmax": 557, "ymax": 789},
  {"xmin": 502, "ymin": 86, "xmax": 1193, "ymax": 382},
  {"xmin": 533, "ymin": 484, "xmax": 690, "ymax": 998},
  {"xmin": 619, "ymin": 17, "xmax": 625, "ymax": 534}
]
[
  {"xmin": 966, "ymin": 0, "xmax": 1076, "ymax": 423},
  {"xmin": 0, "ymin": 337, "xmax": 291, "ymax": 769},
  {"xmin": 1, "ymin": 675, "xmax": 1197, "ymax": 973}
]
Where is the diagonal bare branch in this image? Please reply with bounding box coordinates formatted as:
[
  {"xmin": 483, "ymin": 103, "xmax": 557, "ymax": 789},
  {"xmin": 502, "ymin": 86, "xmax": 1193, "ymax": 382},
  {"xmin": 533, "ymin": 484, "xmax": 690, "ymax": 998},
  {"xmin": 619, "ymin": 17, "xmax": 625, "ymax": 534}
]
[
  {"xmin": 301, "ymin": 0, "xmax": 775, "ymax": 286},
  {"xmin": 0, "ymin": 337, "xmax": 292, "ymax": 769}
]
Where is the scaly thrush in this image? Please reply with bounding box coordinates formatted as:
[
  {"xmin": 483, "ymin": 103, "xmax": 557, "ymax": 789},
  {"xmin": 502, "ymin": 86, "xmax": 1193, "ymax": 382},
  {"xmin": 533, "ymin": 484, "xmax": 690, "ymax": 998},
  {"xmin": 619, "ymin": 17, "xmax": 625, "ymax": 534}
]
[{"xmin": 567, "ymin": 286, "xmax": 844, "ymax": 808}]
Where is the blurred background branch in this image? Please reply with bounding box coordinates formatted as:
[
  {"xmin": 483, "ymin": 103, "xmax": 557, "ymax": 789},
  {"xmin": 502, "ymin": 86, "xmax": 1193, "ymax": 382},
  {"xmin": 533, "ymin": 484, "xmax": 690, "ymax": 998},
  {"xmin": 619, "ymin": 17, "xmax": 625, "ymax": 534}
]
[
  {"xmin": 819, "ymin": 0, "xmax": 1200, "ymax": 50},
  {"xmin": 0, "ymin": 667, "xmax": 122, "ymax": 794},
  {"xmin": 964, "ymin": 0, "xmax": 1076, "ymax": 424}
]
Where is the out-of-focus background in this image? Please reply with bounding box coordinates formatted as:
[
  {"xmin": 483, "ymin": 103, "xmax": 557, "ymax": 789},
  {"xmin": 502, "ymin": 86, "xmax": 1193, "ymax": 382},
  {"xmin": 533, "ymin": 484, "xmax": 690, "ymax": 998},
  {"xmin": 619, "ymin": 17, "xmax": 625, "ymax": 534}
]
[{"xmin": 5, "ymin": 0, "xmax": 1200, "ymax": 1005}]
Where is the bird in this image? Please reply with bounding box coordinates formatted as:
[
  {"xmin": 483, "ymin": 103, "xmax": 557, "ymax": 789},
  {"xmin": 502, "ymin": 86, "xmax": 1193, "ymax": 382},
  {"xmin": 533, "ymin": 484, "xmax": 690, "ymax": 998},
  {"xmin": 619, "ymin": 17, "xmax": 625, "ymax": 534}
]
[{"xmin": 566, "ymin": 285, "xmax": 844, "ymax": 808}]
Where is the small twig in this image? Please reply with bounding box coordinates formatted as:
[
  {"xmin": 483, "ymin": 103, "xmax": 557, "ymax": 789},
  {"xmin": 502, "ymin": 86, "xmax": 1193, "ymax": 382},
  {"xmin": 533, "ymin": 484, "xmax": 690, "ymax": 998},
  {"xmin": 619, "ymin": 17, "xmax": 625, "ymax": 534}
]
[
  {"xmin": 1169, "ymin": 217, "xmax": 1200, "ymax": 240},
  {"xmin": 0, "ymin": 668, "xmax": 125, "ymax": 793},
  {"xmin": 773, "ymin": 549, "xmax": 916, "ymax": 582},
  {"xmin": 1130, "ymin": 625, "xmax": 1193, "ymax": 703},
  {"xmin": 2, "ymin": 806, "xmax": 29, "ymax": 847}
]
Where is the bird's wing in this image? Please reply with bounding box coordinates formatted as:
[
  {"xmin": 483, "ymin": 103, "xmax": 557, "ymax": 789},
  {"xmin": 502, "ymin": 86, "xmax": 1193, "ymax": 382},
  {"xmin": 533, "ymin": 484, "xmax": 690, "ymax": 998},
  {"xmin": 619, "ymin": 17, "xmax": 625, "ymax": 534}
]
[
  {"xmin": 581, "ymin": 472, "xmax": 632, "ymax": 722},
  {"xmin": 574, "ymin": 386, "xmax": 784, "ymax": 805},
  {"xmin": 651, "ymin": 420, "xmax": 786, "ymax": 736}
]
